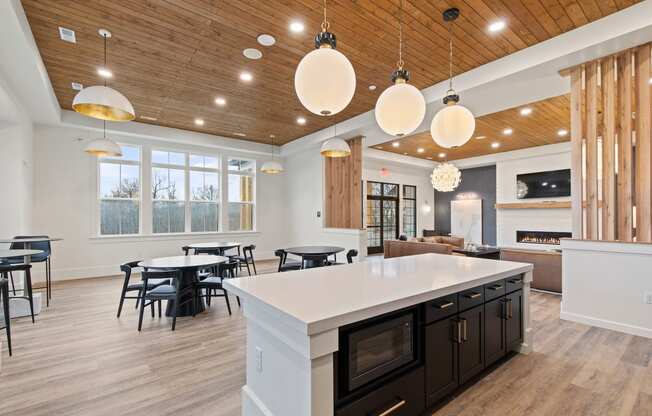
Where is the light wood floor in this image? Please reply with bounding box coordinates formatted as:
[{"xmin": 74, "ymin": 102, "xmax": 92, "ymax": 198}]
[{"xmin": 0, "ymin": 262, "xmax": 651, "ymax": 416}]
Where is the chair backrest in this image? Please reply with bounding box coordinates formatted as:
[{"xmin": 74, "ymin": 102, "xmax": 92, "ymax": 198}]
[
  {"xmin": 120, "ymin": 260, "xmax": 142, "ymax": 281},
  {"xmin": 346, "ymin": 249, "xmax": 359, "ymax": 264},
  {"xmin": 244, "ymin": 244, "xmax": 255, "ymax": 260},
  {"xmin": 274, "ymin": 249, "xmax": 287, "ymax": 272},
  {"xmin": 219, "ymin": 261, "xmax": 239, "ymax": 278},
  {"xmin": 182, "ymin": 246, "xmax": 190, "ymax": 256},
  {"xmin": 141, "ymin": 269, "xmax": 178, "ymax": 286},
  {"xmin": 302, "ymin": 254, "xmax": 328, "ymax": 269},
  {"xmin": 10, "ymin": 235, "xmax": 51, "ymax": 261}
]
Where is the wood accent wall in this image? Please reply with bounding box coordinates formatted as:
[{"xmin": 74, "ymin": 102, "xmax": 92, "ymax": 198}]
[
  {"xmin": 568, "ymin": 43, "xmax": 652, "ymax": 242},
  {"xmin": 324, "ymin": 137, "xmax": 363, "ymax": 229}
]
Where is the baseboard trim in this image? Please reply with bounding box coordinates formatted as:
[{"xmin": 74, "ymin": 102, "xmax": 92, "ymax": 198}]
[
  {"xmin": 560, "ymin": 309, "xmax": 652, "ymax": 339},
  {"xmin": 242, "ymin": 385, "xmax": 275, "ymax": 416}
]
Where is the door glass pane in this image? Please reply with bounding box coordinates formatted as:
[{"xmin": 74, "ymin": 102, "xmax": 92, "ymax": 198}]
[
  {"xmin": 383, "ymin": 200, "xmax": 397, "ymax": 242},
  {"xmin": 367, "ymin": 182, "xmax": 382, "ymax": 196},
  {"xmin": 383, "ymin": 184, "xmax": 398, "ymax": 197}
]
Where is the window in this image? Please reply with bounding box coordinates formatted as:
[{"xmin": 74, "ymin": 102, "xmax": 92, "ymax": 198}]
[
  {"xmin": 402, "ymin": 185, "xmax": 417, "ymax": 238},
  {"xmin": 190, "ymin": 154, "xmax": 220, "ymax": 232},
  {"xmin": 98, "ymin": 145, "xmax": 140, "ymax": 235},
  {"xmin": 152, "ymin": 150, "xmax": 185, "ymax": 233},
  {"xmin": 227, "ymin": 158, "xmax": 255, "ymax": 231}
]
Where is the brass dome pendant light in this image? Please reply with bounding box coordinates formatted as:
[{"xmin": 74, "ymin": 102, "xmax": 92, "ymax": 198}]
[
  {"xmin": 84, "ymin": 120, "xmax": 123, "ymax": 158},
  {"xmin": 73, "ymin": 29, "xmax": 135, "ymax": 122},
  {"xmin": 261, "ymin": 135, "xmax": 284, "ymax": 174},
  {"xmin": 294, "ymin": 0, "xmax": 356, "ymax": 116},
  {"xmin": 430, "ymin": 9, "xmax": 475, "ymax": 149},
  {"xmin": 375, "ymin": 0, "xmax": 426, "ymax": 137}
]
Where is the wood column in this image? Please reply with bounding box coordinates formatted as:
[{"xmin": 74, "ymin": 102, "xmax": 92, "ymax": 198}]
[
  {"xmin": 566, "ymin": 42, "xmax": 652, "ymax": 242},
  {"xmin": 324, "ymin": 136, "xmax": 363, "ymax": 229}
]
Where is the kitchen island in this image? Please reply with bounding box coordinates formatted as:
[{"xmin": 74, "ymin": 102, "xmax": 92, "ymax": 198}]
[{"xmin": 224, "ymin": 253, "xmax": 533, "ymax": 416}]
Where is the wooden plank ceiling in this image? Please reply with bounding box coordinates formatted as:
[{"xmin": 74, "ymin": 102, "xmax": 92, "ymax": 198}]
[
  {"xmin": 21, "ymin": 0, "xmax": 638, "ymax": 145},
  {"xmin": 372, "ymin": 95, "xmax": 571, "ymax": 161}
]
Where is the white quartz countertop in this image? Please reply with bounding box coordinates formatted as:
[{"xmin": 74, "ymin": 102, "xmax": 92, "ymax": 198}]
[{"xmin": 224, "ymin": 253, "xmax": 533, "ymax": 335}]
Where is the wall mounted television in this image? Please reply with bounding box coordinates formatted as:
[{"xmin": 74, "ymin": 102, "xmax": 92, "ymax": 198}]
[{"xmin": 516, "ymin": 169, "xmax": 571, "ymax": 199}]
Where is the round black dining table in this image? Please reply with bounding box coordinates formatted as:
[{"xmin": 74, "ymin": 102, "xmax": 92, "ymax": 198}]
[
  {"xmin": 285, "ymin": 246, "xmax": 345, "ymax": 268},
  {"xmin": 138, "ymin": 255, "xmax": 228, "ymax": 317},
  {"xmin": 187, "ymin": 241, "xmax": 240, "ymax": 255}
]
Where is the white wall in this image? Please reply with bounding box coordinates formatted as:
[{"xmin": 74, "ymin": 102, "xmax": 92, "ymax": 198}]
[
  {"xmin": 31, "ymin": 123, "xmax": 288, "ymax": 281},
  {"xmin": 495, "ymin": 148, "xmax": 571, "ymax": 249},
  {"xmin": 363, "ymin": 158, "xmax": 434, "ymax": 236},
  {"xmin": 561, "ymin": 239, "xmax": 652, "ymax": 338}
]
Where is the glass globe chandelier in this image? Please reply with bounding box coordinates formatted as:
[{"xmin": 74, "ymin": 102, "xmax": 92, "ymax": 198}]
[
  {"xmin": 430, "ymin": 9, "xmax": 475, "ymax": 149},
  {"xmin": 294, "ymin": 0, "xmax": 356, "ymax": 116},
  {"xmin": 261, "ymin": 135, "xmax": 284, "ymax": 174},
  {"xmin": 73, "ymin": 29, "xmax": 135, "ymax": 122},
  {"xmin": 85, "ymin": 120, "xmax": 123, "ymax": 158},
  {"xmin": 431, "ymin": 162, "xmax": 461, "ymax": 192},
  {"xmin": 375, "ymin": 1, "xmax": 425, "ymax": 137},
  {"xmin": 320, "ymin": 123, "xmax": 351, "ymax": 157}
]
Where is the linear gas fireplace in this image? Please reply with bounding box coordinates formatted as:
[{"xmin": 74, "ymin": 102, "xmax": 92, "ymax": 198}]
[{"xmin": 516, "ymin": 230, "xmax": 572, "ymax": 245}]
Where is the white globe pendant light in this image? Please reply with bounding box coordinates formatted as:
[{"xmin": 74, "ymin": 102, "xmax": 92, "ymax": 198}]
[
  {"xmin": 85, "ymin": 121, "xmax": 123, "ymax": 158},
  {"xmin": 73, "ymin": 29, "xmax": 135, "ymax": 122},
  {"xmin": 375, "ymin": 3, "xmax": 425, "ymax": 137},
  {"xmin": 261, "ymin": 135, "xmax": 284, "ymax": 174},
  {"xmin": 430, "ymin": 9, "xmax": 475, "ymax": 149},
  {"xmin": 431, "ymin": 162, "xmax": 461, "ymax": 192},
  {"xmin": 294, "ymin": 0, "xmax": 356, "ymax": 116}
]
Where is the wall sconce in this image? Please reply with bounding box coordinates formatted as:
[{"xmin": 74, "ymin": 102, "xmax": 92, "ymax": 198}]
[{"xmin": 422, "ymin": 200, "xmax": 432, "ymax": 214}]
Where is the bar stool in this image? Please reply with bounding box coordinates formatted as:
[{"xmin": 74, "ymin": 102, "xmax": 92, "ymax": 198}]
[
  {"xmin": 0, "ymin": 264, "xmax": 35, "ymax": 324},
  {"xmin": 0, "ymin": 278, "xmax": 11, "ymax": 356}
]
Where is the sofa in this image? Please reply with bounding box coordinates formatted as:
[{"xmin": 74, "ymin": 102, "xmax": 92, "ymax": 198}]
[
  {"xmin": 500, "ymin": 248, "xmax": 561, "ymax": 293},
  {"xmin": 384, "ymin": 236, "xmax": 464, "ymax": 259}
]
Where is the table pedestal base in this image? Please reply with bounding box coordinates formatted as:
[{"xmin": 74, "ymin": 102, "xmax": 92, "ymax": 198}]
[{"xmin": 165, "ymin": 269, "xmax": 205, "ymax": 317}]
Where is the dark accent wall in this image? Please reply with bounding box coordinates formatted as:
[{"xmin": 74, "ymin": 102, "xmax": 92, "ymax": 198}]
[{"xmin": 434, "ymin": 165, "xmax": 497, "ymax": 245}]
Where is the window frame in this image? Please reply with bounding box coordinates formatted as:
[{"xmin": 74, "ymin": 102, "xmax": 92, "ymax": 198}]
[
  {"xmin": 189, "ymin": 153, "xmax": 221, "ymax": 233},
  {"xmin": 96, "ymin": 144, "xmax": 143, "ymax": 236},
  {"xmin": 226, "ymin": 157, "xmax": 256, "ymax": 232},
  {"xmin": 150, "ymin": 148, "xmax": 188, "ymax": 234},
  {"xmin": 402, "ymin": 184, "xmax": 417, "ymax": 238}
]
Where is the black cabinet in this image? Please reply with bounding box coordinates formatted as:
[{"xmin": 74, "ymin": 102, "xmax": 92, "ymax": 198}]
[
  {"xmin": 505, "ymin": 290, "xmax": 523, "ymax": 351},
  {"xmin": 425, "ymin": 304, "xmax": 484, "ymax": 405},
  {"xmin": 485, "ymin": 288, "xmax": 523, "ymax": 367}
]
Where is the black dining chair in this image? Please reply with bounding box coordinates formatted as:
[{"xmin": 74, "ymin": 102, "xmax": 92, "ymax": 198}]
[
  {"xmin": 0, "ymin": 263, "xmax": 35, "ymax": 324},
  {"xmin": 116, "ymin": 261, "xmax": 170, "ymax": 318},
  {"xmin": 231, "ymin": 245, "xmax": 257, "ymax": 276},
  {"xmin": 301, "ymin": 254, "xmax": 329, "ymax": 269},
  {"xmin": 1, "ymin": 278, "xmax": 11, "ymax": 356},
  {"xmin": 330, "ymin": 249, "xmax": 359, "ymax": 265},
  {"xmin": 182, "ymin": 246, "xmax": 190, "ymax": 256},
  {"xmin": 274, "ymin": 249, "xmax": 302, "ymax": 272},
  {"xmin": 138, "ymin": 269, "xmax": 190, "ymax": 331},
  {"xmin": 193, "ymin": 262, "xmax": 236, "ymax": 315},
  {"xmin": 6, "ymin": 235, "xmax": 52, "ymax": 306}
]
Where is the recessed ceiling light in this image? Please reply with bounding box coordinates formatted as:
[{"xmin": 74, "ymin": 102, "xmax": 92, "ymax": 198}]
[
  {"xmin": 542, "ymin": 182, "xmax": 548, "ymax": 187},
  {"xmin": 296, "ymin": 117, "xmax": 306, "ymax": 125},
  {"xmin": 491, "ymin": 142, "xmax": 500, "ymax": 148},
  {"xmin": 195, "ymin": 118, "xmax": 205, "ymax": 126},
  {"xmin": 392, "ymin": 142, "xmax": 400, "ymax": 148},
  {"xmin": 438, "ymin": 152, "xmax": 446, "ymax": 158},
  {"xmin": 558, "ymin": 128, "xmax": 568, "ymax": 137},
  {"xmin": 215, "ymin": 97, "xmax": 226, "ymax": 106},
  {"xmin": 257, "ymin": 34, "xmax": 276, "ymax": 46},
  {"xmin": 58, "ymin": 26, "xmax": 76, "ymax": 43},
  {"xmin": 551, "ymin": 184, "xmax": 557, "ymax": 188},
  {"xmin": 520, "ymin": 107, "xmax": 532, "ymax": 116},
  {"xmin": 240, "ymin": 72, "xmax": 253, "ymax": 82},
  {"xmin": 243, "ymin": 48, "xmax": 263, "ymax": 60},
  {"xmin": 488, "ymin": 20, "xmax": 506, "ymax": 33},
  {"xmin": 369, "ymin": 85, "xmax": 377, "ymax": 91},
  {"xmin": 140, "ymin": 115, "xmax": 157, "ymax": 121},
  {"xmin": 417, "ymin": 148, "xmax": 425, "ymax": 153},
  {"xmin": 403, "ymin": 152, "xmax": 408, "ymax": 155},
  {"xmin": 71, "ymin": 82, "xmax": 83, "ymax": 91},
  {"xmin": 289, "ymin": 22, "xmax": 305, "ymax": 33},
  {"xmin": 233, "ymin": 132, "xmax": 246, "ymax": 137},
  {"xmin": 377, "ymin": 146, "xmax": 383, "ymax": 149},
  {"xmin": 502, "ymin": 128, "xmax": 513, "ymax": 135},
  {"xmin": 649, "ymin": 77, "xmax": 652, "ymax": 85},
  {"xmin": 97, "ymin": 67, "xmax": 113, "ymax": 78},
  {"xmin": 475, "ymin": 135, "xmax": 486, "ymax": 140},
  {"xmin": 427, "ymin": 157, "xmax": 433, "ymax": 160}
]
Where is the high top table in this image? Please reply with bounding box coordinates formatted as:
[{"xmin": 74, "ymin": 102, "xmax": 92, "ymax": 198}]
[
  {"xmin": 139, "ymin": 255, "xmax": 228, "ymax": 317},
  {"xmin": 0, "ymin": 249, "xmax": 44, "ymax": 319}
]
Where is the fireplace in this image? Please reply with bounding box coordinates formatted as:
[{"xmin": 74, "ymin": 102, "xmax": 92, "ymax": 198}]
[{"xmin": 516, "ymin": 230, "xmax": 572, "ymax": 245}]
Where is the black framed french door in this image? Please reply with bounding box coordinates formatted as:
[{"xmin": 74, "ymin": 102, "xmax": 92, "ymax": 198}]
[{"xmin": 366, "ymin": 181, "xmax": 399, "ymax": 255}]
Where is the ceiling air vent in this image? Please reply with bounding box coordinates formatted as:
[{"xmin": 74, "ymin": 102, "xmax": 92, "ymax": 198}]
[{"xmin": 58, "ymin": 27, "xmax": 76, "ymax": 43}]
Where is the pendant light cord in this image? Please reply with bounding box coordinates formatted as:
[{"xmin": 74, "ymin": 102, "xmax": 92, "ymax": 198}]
[
  {"xmin": 321, "ymin": 0, "xmax": 330, "ymax": 31},
  {"xmin": 103, "ymin": 33, "xmax": 108, "ymax": 139},
  {"xmin": 448, "ymin": 19, "xmax": 454, "ymax": 91},
  {"xmin": 398, "ymin": 0, "xmax": 404, "ymax": 69}
]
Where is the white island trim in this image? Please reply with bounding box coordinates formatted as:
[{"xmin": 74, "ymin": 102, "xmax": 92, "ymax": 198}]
[{"xmin": 224, "ymin": 253, "xmax": 533, "ymax": 416}]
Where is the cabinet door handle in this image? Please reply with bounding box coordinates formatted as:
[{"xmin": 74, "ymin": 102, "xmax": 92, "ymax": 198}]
[
  {"xmin": 454, "ymin": 320, "xmax": 463, "ymax": 344},
  {"xmin": 376, "ymin": 399, "xmax": 406, "ymax": 416},
  {"xmin": 465, "ymin": 292, "xmax": 481, "ymax": 299},
  {"xmin": 500, "ymin": 299, "xmax": 508, "ymax": 320},
  {"xmin": 461, "ymin": 318, "xmax": 468, "ymax": 342},
  {"xmin": 435, "ymin": 301, "xmax": 454, "ymax": 309},
  {"xmin": 507, "ymin": 299, "xmax": 513, "ymax": 319},
  {"xmin": 488, "ymin": 284, "xmax": 503, "ymax": 291}
]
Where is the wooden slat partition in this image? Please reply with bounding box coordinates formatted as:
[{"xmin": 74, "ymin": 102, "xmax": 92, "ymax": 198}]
[
  {"xmin": 617, "ymin": 51, "xmax": 633, "ymax": 241},
  {"xmin": 324, "ymin": 136, "xmax": 363, "ymax": 229},
  {"xmin": 568, "ymin": 43, "xmax": 651, "ymax": 242}
]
